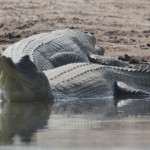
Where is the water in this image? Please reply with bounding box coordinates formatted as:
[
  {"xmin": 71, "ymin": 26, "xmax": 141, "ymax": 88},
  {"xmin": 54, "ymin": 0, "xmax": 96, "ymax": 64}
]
[{"xmin": 0, "ymin": 98, "xmax": 150, "ymax": 150}]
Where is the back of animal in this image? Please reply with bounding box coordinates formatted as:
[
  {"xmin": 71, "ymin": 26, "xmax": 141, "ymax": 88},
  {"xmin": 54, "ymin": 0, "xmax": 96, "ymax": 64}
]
[{"xmin": 2, "ymin": 29, "xmax": 96, "ymax": 70}]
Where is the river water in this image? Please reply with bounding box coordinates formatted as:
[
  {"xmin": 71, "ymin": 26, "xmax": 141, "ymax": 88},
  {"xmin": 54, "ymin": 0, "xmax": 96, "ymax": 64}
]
[{"xmin": 0, "ymin": 98, "xmax": 150, "ymax": 150}]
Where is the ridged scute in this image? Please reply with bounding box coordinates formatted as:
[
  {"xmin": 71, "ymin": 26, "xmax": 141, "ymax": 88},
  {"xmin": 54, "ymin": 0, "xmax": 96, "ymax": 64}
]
[
  {"xmin": 44, "ymin": 63, "xmax": 150, "ymax": 99},
  {"xmin": 3, "ymin": 29, "xmax": 97, "ymax": 71}
]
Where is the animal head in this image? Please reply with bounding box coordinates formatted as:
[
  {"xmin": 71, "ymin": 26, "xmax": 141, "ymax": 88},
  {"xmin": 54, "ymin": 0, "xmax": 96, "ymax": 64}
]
[
  {"xmin": 84, "ymin": 31, "xmax": 96, "ymax": 45},
  {"xmin": 0, "ymin": 55, "xmax": 53, "ymax": 102}
]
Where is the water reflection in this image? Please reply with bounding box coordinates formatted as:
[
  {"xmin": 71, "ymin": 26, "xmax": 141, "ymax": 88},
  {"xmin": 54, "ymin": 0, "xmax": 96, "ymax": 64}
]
[
  {"xmin": 0, "ymin": 101, "xmax": 52, "ymax": 144},
  {"xmin": 48, "ymin": 98, "xmax": 150, "ymax": 130},
  {"xmin": 0, "ymin": 97, "xmax": 150, "ymax": 148},
  {"xmin": 117, "ymin": 98, "xmax": 150, "ymax": 116},
  {"xmin": 52, "ymin": 98, "xmax": 116, "ymax": 115},
  {"xmin": 52, "ymin": 98, "xmax": 150, "ymax": 116}
]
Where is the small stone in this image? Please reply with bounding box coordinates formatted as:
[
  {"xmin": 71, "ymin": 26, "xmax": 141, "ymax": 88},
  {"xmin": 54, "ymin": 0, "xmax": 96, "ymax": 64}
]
[
  {"xmin": 129, "ymin": 58, "xmax": 141, "ymax": 64},
  {"xmin": 146, "ymin": 43, "xmax": 150, "ymax": 47},
  {"xmin": 0, "ymin": 23, "xmax": 4, "ymax": 28},
  {"xmin": 131, "ymin": 30, "xmax": 135, "ymax": 33},
  {"xmin": 124, "ymin": 54, "xmax": 131, "ymax": 61}
]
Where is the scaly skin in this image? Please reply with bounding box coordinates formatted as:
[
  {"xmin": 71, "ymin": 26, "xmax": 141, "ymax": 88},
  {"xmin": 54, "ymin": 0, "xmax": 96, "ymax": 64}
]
[
  {"xmin": 45, "ymin": 63, "xmax": 150, "ymax": 100},
  {"xmin": 0, "ymin": 56, "xmax": 150, "ymax": 102},
  {"xmin": 3, "ymin": 28, "xmax": 136, "ymax": 70},
  {"xmin": 0, "ymin": 56, "xmax": 53, "ymax": 102},
  {"xmin": 2, "ymin": 29, "xmax": 105, "ymax": 70}
]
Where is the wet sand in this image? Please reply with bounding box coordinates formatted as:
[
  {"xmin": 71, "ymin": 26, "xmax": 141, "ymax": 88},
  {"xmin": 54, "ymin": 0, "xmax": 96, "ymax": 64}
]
[{"xmin": 0, "ymin": 0, "xmax": 150, "ymax": 61}]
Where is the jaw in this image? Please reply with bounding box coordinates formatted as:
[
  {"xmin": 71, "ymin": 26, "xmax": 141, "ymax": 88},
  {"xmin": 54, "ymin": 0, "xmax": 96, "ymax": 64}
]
[{"xmin": 0, "ymin": 56, "xmax": 53, "ymax": 102}]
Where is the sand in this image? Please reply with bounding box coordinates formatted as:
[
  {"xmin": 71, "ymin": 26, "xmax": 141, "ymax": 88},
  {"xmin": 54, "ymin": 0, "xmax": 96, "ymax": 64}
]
[{"xmin": 0, "ymin": 0, "xmax": 150, "ymax": 61}]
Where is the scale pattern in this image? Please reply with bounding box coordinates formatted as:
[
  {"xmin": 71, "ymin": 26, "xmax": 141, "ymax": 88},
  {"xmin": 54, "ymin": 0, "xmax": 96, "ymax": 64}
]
[
  {"xmin": 44, "ymin": 63, "xmax": 150, "ymax": 100},
  {"xmin": 3, "ymin": 29, "xmax": 97, "ymax": 70}
]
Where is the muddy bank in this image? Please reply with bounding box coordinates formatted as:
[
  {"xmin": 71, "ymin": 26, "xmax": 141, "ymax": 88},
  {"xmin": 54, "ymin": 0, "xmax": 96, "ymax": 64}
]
[{"xmin": 0, "ymin": 0, "xmax": 150, "ymax": 61}]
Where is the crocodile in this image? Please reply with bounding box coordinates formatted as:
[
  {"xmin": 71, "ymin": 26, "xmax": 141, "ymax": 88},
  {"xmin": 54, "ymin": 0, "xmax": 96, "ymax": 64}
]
[
  {"xmin": 2, "ymin": 28, "xmax": 106, "ymax": 70},
  {"xmin": 0, "ymin": 55, "xmax": 150, "ymax": 102}
]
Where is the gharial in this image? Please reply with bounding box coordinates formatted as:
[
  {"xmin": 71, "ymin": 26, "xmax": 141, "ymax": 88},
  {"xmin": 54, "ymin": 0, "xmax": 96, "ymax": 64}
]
[
  {"xmin": 3, "ymin": 28, "xmax": 131, "ymax": 70},
  {"xmin": 2, "ymin": 28, "xmax": 107, "ymax": 70},
  {"xmin": 0, "ymin": 55, "xmax": 150, "ymax": 102}
]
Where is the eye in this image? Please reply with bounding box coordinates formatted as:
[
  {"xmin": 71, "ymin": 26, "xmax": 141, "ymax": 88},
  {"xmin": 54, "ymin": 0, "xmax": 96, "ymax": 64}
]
[{"xmin": 84, "ymin": 31, "xmax": 94, "ymax": 35}]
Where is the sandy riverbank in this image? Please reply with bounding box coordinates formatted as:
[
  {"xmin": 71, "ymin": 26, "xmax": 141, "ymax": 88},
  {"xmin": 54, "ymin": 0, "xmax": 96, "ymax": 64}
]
[{"xmin": 0, "ymin": 0, "xmax": 150, "ymax": 61}]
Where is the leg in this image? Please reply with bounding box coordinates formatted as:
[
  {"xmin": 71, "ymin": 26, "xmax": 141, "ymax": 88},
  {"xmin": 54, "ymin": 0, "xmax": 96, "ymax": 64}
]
[
  {"xmin": 95, "ymin": 44, "xmax": 105, "ymax": 55},
  {"xmin": 49, "ymin": 52, "xmax": 86, "ymax": 68},
  {"xmin": 89, "ymin": 54, "xmax": 131, "ymax": 68},
  {"xmin": 91, "ymin": 44, "xmax": 131, "ymax": 67}
]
